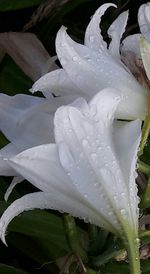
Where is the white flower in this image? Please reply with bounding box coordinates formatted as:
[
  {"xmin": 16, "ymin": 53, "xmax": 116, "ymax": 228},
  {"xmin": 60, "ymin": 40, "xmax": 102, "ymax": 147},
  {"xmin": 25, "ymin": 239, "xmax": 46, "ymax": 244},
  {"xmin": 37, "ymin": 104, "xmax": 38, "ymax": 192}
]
[
  {"xmin": 31, "ymin": 3, "xmax": 147, "ymax": 120},
  {"xmin": 0, "ymin": 89, "xmax": 141, "ymax": 244},
  {"xmin": 0, "ymin": 93, "xmax": 78, "ymax": 178}
]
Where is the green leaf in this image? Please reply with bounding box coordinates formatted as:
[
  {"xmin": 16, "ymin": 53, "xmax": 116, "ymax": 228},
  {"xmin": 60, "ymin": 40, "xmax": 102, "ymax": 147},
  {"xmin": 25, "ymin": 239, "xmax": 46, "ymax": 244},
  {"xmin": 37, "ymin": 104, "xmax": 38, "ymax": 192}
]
[
  {"xmin": 141, "ymin": 138, "xmax": 150, "ymax": 166},
  {"xmin": 138, "ymin": 161, "xmax": 150, "ymax": 175},
  {"xmin": 140, "ymin": 229, "xmax": 150, "ymax": 245},
  {"xmin": 11, "ymin": 211, "xmax": 69, "ymax": 250},
  {"xmin": 100, "ymin": 260, "xmax": 150, "ymax": 274},
  {"xmin": 63, "ymin": 215, "xmax": 87, "ymax": 262},
  {"xmin": 140, "ymin": 176, "xmax": 150, "ymax": 209},
  {"xmin": 0, "ymin": 55, "xmax": 32, "ymax": 95},
  {"xmin": 100, "ymin": 262, "xmax": 129, "ymax": 274},
  {"xmin": 90, "ymin": 238, "xmax": 125, "ymax": 268},
  {"xmin": 88, "ymin": 227, "xmax": 109, "ymax": 254},
  {"xmin": 0, "ymin": 0, "xmax": 43, "ymax": 11},
  {"xmin": 141, "ymin": 260, "xmax": 150, "ymax": 273},
  {"xmin": 0, "ymin": 263, "xmax": 29, "ymax": 274},
  {"xmin": 8, "ymin": 232, "xmax": 65, "ymax": 268},
  {"xmin": 0, "ymin": 201, "xmax": 69, "ymax": 252}
]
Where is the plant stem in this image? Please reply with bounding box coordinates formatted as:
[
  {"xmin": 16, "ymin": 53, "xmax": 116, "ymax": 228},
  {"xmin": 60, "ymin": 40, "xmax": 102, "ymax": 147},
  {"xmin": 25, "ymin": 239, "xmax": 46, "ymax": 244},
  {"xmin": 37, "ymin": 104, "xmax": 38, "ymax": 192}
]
[
  {"xmin": 140, "ymin": 176, "xmax": 150, "ymax": 209},
  {"xmin": 138, "ymin": 161, "xmax": 150, "ymax": 175},
  {"xmin": 139, "ymin": 89, "xmax": 150, "ymax": 156},
  {"xmin": 63, "ymin": 214, "xmax": 87, "ymax": 262},
  {"xmin": 126, "ymin": 234, "xmax": 141, "ymax": 274}
]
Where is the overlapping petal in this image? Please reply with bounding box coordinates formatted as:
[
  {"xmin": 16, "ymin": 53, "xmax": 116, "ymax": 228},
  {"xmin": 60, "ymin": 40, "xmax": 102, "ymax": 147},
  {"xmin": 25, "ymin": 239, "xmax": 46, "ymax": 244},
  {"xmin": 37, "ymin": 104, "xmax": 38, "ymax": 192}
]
[
  {"xmin": 108, "ymin": 11, "xmax": 128, "ymax": 59},
  {"xmin": 0, "ymin": 143, "xmax": 20, "ymax": 176},
  {"xmin": 84, "ymin": 3, "xmax": 116, "ymax": 51},
  {"xmin": 138, "ymin": 3, "xmax": 150, "ymax": 42},
  {"xmin": 0, "ymin": 89, "xmax": 141, "ymax": 243},
  {"xmin": 30, "ymin": 3, "xmax": 146, "ymax": 120},
  {"xmin": 0, "ymin": 93, "xmax": 54, "ymax": 150},
  {"xmin": 0, "ymin": 92, "xmax": 79, "ymax": 179},
  {"xmin": 31, "ymin": 69, "xmax": 81, "ymax": 98}
]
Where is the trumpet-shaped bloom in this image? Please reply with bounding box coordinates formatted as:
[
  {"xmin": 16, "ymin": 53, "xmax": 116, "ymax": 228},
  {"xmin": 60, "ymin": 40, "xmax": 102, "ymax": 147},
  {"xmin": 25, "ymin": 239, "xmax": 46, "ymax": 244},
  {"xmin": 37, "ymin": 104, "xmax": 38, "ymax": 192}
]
[
  {"xmin": 31, "ymin": 3, "xmax": 147, "ymax": 120},
  {"xmin": 0, "ymin": 89, "xmax": 141, "ymax": 244},
  {"xmin": 0, "ymin": 93, "xmax": 78, "ymax": 177}
]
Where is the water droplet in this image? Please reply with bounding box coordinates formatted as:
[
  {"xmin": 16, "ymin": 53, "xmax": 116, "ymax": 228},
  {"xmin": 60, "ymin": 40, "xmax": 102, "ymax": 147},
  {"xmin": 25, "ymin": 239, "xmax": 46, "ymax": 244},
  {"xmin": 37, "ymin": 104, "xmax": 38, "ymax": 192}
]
[
  {"xmin": 135, "ymin": 237, "xmax": 140, "ymax": 248},
  {"xmin": 82, "ymin": 139, "xmax": 88, "ymax": 146},
  {"xmin": 83, "ymin": 217, "xmax": 89, "ymax": 223},
  {"xmin": 91, "ymin": 153, "xmax": 97, "ymax": 161},
  {"xmin": 120, "ymin": 209, "xmax": 126, "ymax": 218},
  {"xmin": 89, "ymin": 35, "xmax": 95, "ymax": 43},
  {"xmin": 72, "ymin": 56, "xmax": 78, "ymax": 61},
  {"xmin": 87, "ymin": 58, "xmax": 92, "ymax": 62},
  {"xmin": 79, "ymin": 152, "xmax": 84, "ymax": 158},
  {"xmin": 60, "ymin": 57, "xmax": 67, "ymax": 65},
  {"xmin": 113, "ymin": 195, "xmax": 117, "ymax": 201},
  {"xmin": 61, "ymin": 42, "xmax": 66, "ymax": 47}
]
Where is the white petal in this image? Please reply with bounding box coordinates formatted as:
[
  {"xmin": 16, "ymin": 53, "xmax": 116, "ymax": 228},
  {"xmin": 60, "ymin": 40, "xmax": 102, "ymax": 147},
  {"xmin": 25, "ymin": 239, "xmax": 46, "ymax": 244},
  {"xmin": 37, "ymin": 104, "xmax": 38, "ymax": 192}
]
[
  {"xmin": 0, "ymin": 94, "xmax": 54, "ymax": 149},
  {"xmin": 0, "ymin": 32, "xmax": 57, "ymax": 81},
  {"xmin": 31, "ymin": 69, "xmax": 81, "ymax": 98},
  {"xmin": 0, "ymin": 143, "xmax": 21, "ymax": 176},
  {"xmin": 41, "ymin": 55, "xmax": 58, "ymax": 76},
  {"xmin": 56, "ymin": 27, "xmax": 147, "ymax": 119},
  {"xmin": 56, "ymin": 26, "xmax": 102, "ymax": 96},
  {"xmin": 84, "ymin": 3, "xmax": 116, "ymax": 51},
  {"xmin": 113, "ymin": 120, "xmax": 141, "ymax": 229},
  {"xmin": 138, "ymin": 3, "xmax": 150, "ymax": 42},
  {"xmin": 8, "ymin": 144, "xmax": 76, "ymax": 195},
  {"xmin": 140, "ymin": 38, "xmax": 150, "ymax": 80},
  {"xmin": 7, "ymin": 144, "xmax": 118, "ymax": 235},
  {"xmin": 89, "ymin": 88, "xmax": 121, "ymax": 120},
  {"xmin": 0, "ymin": 190, "xmax": 115, "ymax": 244},
  {"xmin": 4, "ymin": 176, "xmax": 23, "ymax": 202},
  {"xmin": 121, "ymin": 34, "xmax": 141, "ymax": 56},
  {"xmin": 108, "ymin": 11, "xmax": 128, "ymax": 59},
  {"xmin": 55, "ymin": 90, "xmax": 135, "ymax": 233}
]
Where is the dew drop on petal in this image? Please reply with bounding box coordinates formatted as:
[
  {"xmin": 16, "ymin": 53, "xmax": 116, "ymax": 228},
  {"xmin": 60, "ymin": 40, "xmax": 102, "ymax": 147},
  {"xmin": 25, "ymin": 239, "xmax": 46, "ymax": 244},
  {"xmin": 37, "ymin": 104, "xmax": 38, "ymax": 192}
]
[
  {"xmin": 89, "ymin": 35, "xmax": 95, "ymax": 43},
  {"xmin": 120, "ymin": 209, "xmax": 127, "ymax": 219},
  {"xmin": 82, "ymin": 139, "xmax": 88, "ymax": 147},
  {"xmin": 91, "ymin": 152, "xmax": 97, "ymax": 161},
  {"xmin": 72, "ymin": 56, "xmax": 78, "ymax": 61}
]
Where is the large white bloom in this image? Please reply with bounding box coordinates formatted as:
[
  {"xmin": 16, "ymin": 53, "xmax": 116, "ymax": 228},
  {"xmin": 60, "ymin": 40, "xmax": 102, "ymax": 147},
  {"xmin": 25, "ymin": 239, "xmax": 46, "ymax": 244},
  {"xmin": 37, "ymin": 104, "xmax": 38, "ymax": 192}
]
[
  {"xmin": 31, "ymin": 3, "xmax": 147, "ymax": 120},
  {"xmin": 0, "ymin": 89, "xmax": 141, "ymax": 244},
  {"xmin": 0, "ymin": 93, "xmax": 78, "ymax": 177}
]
